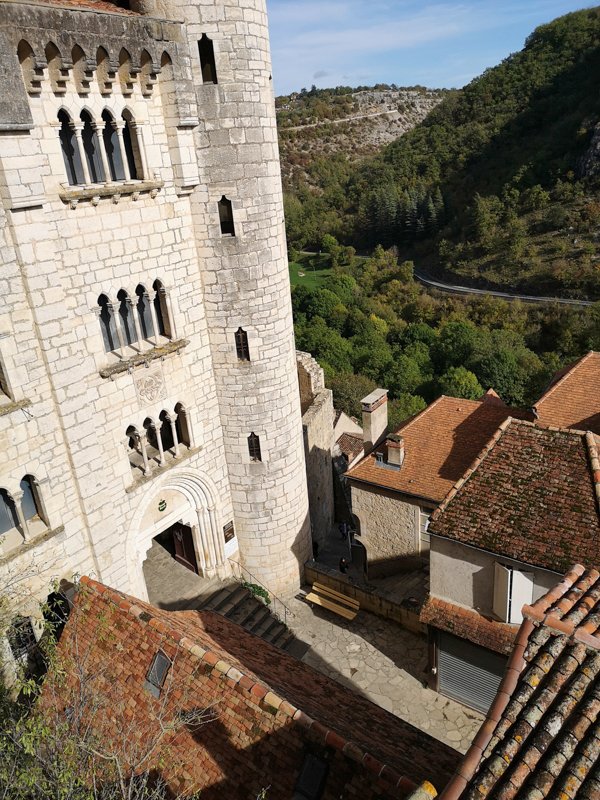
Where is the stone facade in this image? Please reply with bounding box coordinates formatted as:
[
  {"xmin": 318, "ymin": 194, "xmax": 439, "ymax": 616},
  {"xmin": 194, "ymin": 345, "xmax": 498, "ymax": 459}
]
[
  {"xmin": 0, "ymin": 0, "xmax": 311, "ymax": 641},
  {"xmin": 351, "ymin": 483, "xmax": 428, "ymax": 576},
  {"xmin": 296, "ymin": 351, "xmax": 334, "ymax": 547}
]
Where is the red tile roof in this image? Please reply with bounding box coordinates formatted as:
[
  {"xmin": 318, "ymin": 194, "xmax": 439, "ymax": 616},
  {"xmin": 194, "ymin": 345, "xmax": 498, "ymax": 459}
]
[
  {"xmin": 441, "ymin": 565, "xmax": 600, "ymax": 800},
  {"xmin": 41, "ymin": 577, "xmax": 460, "ymax": 798},
  {"xmin": 420, "ymin": 597, "xmax": 518, "ymax": 656},
  {"xmin": 534, "ymin": 351, "xmax": 600, "ymax": 434},
  {"xmin": 429, "ymin": 419, "xmax": 600, "ymax": 574},
  {"xmin": 347, "ymin": 395, "xmax": 530, "ymax": 503},
  {"xmin": 337, "ymin": 432, "xmax": 364, "ymax": 463}
]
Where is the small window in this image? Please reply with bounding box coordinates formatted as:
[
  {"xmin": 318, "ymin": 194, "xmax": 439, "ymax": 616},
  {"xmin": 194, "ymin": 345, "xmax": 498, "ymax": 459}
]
[
  {"xmin": 248, "ymin": 432, "xmax": 261, "ymax": 462},
  {"xmin": 152, "ymin": 280, "xmax": 172, "ymax": 339},
  {"xmin": 122, "ymin": 110, "xmax": 140, "ymax": 180},
  {"xmin": 135, "ymin": 285, "xmax": 155, "ymax": 341},
  {"xmin": 218, "ymin": 196, "xmax": 235, "ymax": 236},
  {"xmin": 145, "ymin": 650, "xmax": 171, "ymax": 697},
  {"xmin": 235, "ymin": 327, "xmax": 250, "ymax": 361},
  {"xmin": 102, "ymin": 109, "xmax": 126, "ymax": 181},
  {"xmin": 7, "ymin": 616, "xmax": 37, "ymax": 661},
  {"xmin": 198, "ymin": 34, "xmax": 217, "ymax": 84},
  {"xmin": 174, "ymin": 403, "xmax": 191, "ymax": 448},
  {"xmin": 375, "ymin": 452, "xmax": 384, "ymax": 464},
  {"xmin": 293, "ymin": 753, "xmax": 329, "ymax": 800},
  {"xmin": 159, "ymin": 410, "xmax": 174, "ymax": 454}
]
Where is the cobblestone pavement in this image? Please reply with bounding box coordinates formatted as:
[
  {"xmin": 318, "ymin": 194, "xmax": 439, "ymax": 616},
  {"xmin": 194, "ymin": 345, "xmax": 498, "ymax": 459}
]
[{"xmin": 285, "ymin": 595, "xmax": 483, "ymax": 753}]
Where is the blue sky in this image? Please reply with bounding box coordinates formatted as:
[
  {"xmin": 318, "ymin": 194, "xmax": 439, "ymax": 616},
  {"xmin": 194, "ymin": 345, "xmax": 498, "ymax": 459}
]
[{"xmin": 266, "ymin": 1, "xmax": 596, "ymax": 95}]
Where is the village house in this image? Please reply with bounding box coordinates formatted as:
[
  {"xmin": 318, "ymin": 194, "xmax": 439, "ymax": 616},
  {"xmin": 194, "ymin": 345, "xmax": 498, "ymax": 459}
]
[
  {"xmin": 346, "ymin": 389, "xmax": 527, "ymax": 576},
  {"xmin": 41, "ymin": 576, "xmax": 460, "ymax": 800},
  {"xmin": 422, "ymin": 418, "xmax": 600, "ymax": 712}
]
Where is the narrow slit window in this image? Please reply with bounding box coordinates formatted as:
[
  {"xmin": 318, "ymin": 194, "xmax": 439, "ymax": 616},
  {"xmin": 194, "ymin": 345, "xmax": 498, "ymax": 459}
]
[
  {"xmin": 145, "ymin": 650, "xmax": 171, "ymax": 697},
  {"xmin": 218, "ymin": 196, "xmax": 235, "ymax": 236},
  {"xmin": 248, "ymin": 432, "xmax": 261, "ymax": 462},
  {"xmin": 198, "ymin": 34, "xmax": 217, "ymax": 84},
  {"xmin": 235, "ymin": 327, "xmax": 250, "ymax": 361}
]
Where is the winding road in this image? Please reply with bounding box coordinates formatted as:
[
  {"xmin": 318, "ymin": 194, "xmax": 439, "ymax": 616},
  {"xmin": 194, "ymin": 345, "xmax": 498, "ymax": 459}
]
[{"xmin": 414, "ymin": 270, "xmax": 595, "ymax": 308}]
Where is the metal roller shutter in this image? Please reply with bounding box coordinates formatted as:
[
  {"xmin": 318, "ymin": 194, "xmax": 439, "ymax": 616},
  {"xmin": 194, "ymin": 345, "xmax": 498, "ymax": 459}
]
[{"xmin": 438, "ymin": 632, "xmax": 507, "ymax": 713}]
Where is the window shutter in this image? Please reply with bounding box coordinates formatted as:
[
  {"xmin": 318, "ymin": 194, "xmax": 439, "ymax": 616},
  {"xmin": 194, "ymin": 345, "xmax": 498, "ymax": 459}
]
[
  {"xmin": 509, "ymin": 569, "xmax": 534, "ymax": 624},
  {"xmin": 493, "ymin": 562, "xmax": 510, "ymax": 622}
]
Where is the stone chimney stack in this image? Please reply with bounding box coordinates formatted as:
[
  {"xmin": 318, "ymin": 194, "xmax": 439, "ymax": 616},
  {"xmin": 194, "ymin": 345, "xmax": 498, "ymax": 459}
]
[
  {"xmin": 361, "ymin": 388, "xmax": 388, "ymax": 454},
  {"xmin": 387, "ymin": 434, "xmax": 405, "ymax": 467}
]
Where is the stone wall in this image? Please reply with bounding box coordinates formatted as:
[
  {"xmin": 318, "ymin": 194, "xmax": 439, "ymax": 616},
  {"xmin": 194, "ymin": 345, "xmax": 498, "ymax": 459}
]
[
  {"xmin": 351, "ymin": 483, "xmax": 423, "ymax": 575},
  {"xmin": 297, "ymin": 352, "xmax": 334, "ymax": 545},
  {"xmin": 429, "ymin": 536, "xmax": 561, "ymax": 616}
]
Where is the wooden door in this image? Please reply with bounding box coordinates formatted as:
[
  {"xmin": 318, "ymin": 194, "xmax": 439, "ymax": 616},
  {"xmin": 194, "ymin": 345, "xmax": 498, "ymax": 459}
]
[{"xmin": 172, "ymin": 524, "xmax": 199, "ymax": 574}]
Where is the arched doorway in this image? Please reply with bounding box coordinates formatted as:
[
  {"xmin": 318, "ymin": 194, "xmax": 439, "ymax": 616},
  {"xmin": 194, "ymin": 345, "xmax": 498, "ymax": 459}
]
[{"xmin": 126, "ymin": 468, "xmax": 229, "ymax": 602}]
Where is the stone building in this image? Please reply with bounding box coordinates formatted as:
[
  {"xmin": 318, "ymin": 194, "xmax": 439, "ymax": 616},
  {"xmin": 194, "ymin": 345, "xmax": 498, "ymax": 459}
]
[{"xmin": 0, "ymin": 0, "xmax": 311, "ymax": 670}]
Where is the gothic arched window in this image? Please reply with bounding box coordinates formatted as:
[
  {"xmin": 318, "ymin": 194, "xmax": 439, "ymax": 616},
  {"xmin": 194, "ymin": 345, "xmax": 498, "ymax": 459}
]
[
  {"xmin": 58, "ymin": 110, "xmax": 84, "ymax": 186},
  {"xmin": 135, "ymin": 284, "xmax": 155, "ymax": 340},
  {"xmin": 98, "ymin": 294, "xmax": 118, "ymax": 352},
  {"xmin": 102, "ymin": 109, "xmax": 125, "ymax": 181},
  {"xmin": 159, "ymin": 410, "xmax": 174, "ymax": 454},
  {"xmin": 20, "ymin": 475, "xmax": 45, "ymax": 526},
  {"xmin": 198, "ymin": 34, "xmax": 217, "ymax": 84},
  {"xmin": 235, "ymin": 327, "xmax": 250, "ymax": 361},
  {"xmin": 175, "ymin": 403, "xmax": 191, "ymax": 448},
  {"xmin": 80, "ymin": 109, "xmax": 104, "ymax": 183},
  {"xmin": 122, "ymin": 110, "xmax": 139, "ymax": 180},
  {"xmin": 0, "ymin": 489, "xmax": 18, "ymax": 536},
  {"xmin": 248, "ymin": 432, "xmax": 261, "ymax": 462},
  {"xmin": 152, "ymin": 280, "xmax": 172, "ymax": 339},
  {"xmin": 117, "ymin": 289, "xmax": 137, "ymax": 346}
]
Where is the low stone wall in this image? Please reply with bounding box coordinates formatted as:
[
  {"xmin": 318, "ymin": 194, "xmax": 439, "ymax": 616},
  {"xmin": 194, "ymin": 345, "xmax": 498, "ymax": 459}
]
[{"xmin": 305, "ymin": 561, "xmax": 426, "ymax": 635}]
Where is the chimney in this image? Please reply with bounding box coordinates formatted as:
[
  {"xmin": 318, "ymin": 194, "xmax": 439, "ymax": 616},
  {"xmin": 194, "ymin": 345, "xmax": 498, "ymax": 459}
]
[
  {"xmin": 361, "ymin": 388, "xmax": 388, "ymax": 454},
  {"xmin": 387, "ymin": 434, "xmax": 405, "ymax": 467}
]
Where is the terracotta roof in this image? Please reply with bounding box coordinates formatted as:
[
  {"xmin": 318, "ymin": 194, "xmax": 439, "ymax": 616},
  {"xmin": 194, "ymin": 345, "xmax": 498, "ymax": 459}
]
[
  {"xmin": 441, "ymin": 564, "xmax": 600, "ymax": 800},
  {"xmin": 420, "ymin": 597, "xmax": 518, "ymax": 656},
  {"xmin": 337, "ymin": 432, "xmax": 364, "ymax": 463},
  {"xmin": 347, "ymin": 395, "xmax": 530, "ymax": 503},
  {"xmin": 42, "ymin": 577, "xmax": 459, "ymax": 798},
  {"xmin": 429, "ymin": 419, "xmax": 600, "ymax": 574},
  {"xmin": 534, "ymin": 351, "xmax": 600, "ymax": 434},
  {"xmin": 7, "ymin": 0, "xmax": 140, "ymax": 14}
]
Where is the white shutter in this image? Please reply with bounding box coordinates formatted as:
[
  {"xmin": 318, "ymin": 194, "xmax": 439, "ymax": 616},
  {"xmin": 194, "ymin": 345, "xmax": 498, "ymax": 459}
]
[
  {"xmin": 508, "ymin": 569, "xmax": 534, "ymax": 624},
  {"xmin": 493, "ymin": 562, "xmax": 510, "ymax": 622}
]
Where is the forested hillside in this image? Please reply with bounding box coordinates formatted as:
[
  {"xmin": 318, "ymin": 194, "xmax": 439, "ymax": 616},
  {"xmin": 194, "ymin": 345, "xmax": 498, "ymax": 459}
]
[{"xmin": 284, "ymin": 8, "xmax": 600, "ymax": 299}]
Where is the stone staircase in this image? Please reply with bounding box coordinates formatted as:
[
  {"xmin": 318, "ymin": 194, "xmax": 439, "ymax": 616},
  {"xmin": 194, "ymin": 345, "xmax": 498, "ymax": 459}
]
[{"xmin": 144, "ymin": 541, "xmax": 303, "ymax": 654}]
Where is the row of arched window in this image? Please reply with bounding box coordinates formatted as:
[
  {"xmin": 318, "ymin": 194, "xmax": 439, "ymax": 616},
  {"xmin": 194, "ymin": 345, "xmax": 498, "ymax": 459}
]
[
  {"xmin": 58, "ymin": 107, "xmax": 143, "ymax": 187},
  {"xmin": 98, "ymin": 281, "xmax": 172, "ymax": 354},
  {"xmin": 126, "ymin": 404, "xmax": 191, "ymax": 476},
  {"xmin": 0, "ymin": 476, "xmax": 47, "ymax": 544}
]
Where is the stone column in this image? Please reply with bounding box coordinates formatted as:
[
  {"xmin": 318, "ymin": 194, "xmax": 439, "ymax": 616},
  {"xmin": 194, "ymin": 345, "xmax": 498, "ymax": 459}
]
[
  {"xmin": 71, "ymin": 121, "xmax": 91, "ymax": 185},
  {"xmin": 167, "ymin": 413, "xmax": 180, "ymax": 457},
  {"xmin": 154, "ymin": 422, "xmax": 165, "ymax": 466},
  {"xmin": 113, "ymin": 121, "xmax": 131, "ymax": 181},
  {"xmin": 92, "ymin": 121, "xmax": 112, "ymax": 183},
  {"xmin": 11, "ymin": 491, "xmax": 30, "ymax": 542},
  {"xmin": 137, "ymin": 432, "xmax": 151, "ymax": 475},
  {"xmin": 148, "ymin": 293, "xmax": 161, "ymax": 347}
]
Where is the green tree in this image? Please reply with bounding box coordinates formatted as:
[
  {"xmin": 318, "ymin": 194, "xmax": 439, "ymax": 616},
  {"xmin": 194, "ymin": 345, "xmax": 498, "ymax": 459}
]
[
  {"xmin": 328, "ymin": 373, "xmax": 377, "ymax": 417},
  {"xmin": 388, "ymin": 394, "xmax": 427, "ymax": 430},
  {"xmin": 439, "ymin": 366, "xmax": 483, "ymax": 399}
]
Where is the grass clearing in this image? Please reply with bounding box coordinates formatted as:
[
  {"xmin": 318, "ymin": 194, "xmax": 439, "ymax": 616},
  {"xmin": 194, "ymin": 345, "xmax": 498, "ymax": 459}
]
[{"xmin": 289, "ymin": 252, "xmax": 332, "ymax": 289}]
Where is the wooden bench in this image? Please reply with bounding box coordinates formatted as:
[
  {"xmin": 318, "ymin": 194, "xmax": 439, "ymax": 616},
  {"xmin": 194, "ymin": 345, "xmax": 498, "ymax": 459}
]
[{"xmin": 304, "ymin": 581, "xmax": 360, "ymax": 621}]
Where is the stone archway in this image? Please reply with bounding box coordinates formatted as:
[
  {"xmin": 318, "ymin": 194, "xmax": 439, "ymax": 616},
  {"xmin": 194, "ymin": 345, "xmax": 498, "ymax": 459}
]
[{"xmin": 126, "ymin": 468, "xmax": 227, "ymax": 602}]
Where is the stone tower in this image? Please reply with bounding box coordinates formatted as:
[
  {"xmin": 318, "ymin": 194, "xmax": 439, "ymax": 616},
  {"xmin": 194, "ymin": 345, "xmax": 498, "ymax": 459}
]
[{"xmin": 0, "ymin": 0, "xmax": 311, "ymax": 657}]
